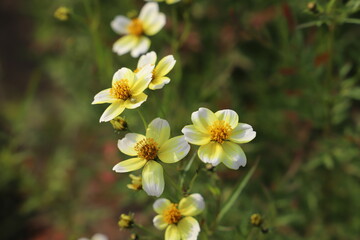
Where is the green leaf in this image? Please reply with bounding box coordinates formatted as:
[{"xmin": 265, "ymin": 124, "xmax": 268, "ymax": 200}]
[{"xmin": 216, "ymin": 162, "xmax": 258, "ymax": 224}]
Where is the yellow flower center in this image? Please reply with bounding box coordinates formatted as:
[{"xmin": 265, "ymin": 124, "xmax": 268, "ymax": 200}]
[
  {"xmin": 163, "ymin": 204, "xmax": 182, "ymax": 225},
  {"xmin": 128, "ymin": 18, "xmax": 143, "ymax": 36},
  {"xmin": 111, "ymin": 79, "xmax": 132, "ymax": 100},
  {"xmin": 134, "ymin": 138, "xmax": 159, "ymax": 160},
  {"xmin": 209, "ymin": 120, "xmax": 232, "ymax": 144}
]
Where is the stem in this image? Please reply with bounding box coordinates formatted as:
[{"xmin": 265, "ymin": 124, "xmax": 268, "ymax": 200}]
[
  {"xmin": 134, "ymin": 224, "xmax": 161, "ymax": 239},
  {"xmin": 185, "ymin": 164, "xmax": 202, "ymax": 194},
  {"xmin": 137, "ymin": 109, "xmax": 148, "ymax": 131},
  {"xmin": 163, "ymin": 168, "xmax": 182, "ymax": 199}
]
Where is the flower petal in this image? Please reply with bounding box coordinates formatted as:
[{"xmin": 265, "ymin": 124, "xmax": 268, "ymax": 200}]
[
  {"xmin": 92, "ymin": 88, "xmax": 117, "ymax": 104},
  {"xmin": 166, "ymin": 0, "xmax": 181, "ymax": 4},
  {"xmin": 123, "ymin": 92, "xmax": 148, "ymax": 109},
  {"xmin": 153, "ymin": 198, "xmax": 172, "ymax": 214},
  {"xmin": 144, "ymin": 12, "xmax": 166, "ymax": 36},
  {"xmin": 142, "ymin": 161, "xmax": 164, "ymax": 197},
  {"xmin": 112, "ymin": 158, "xmax": 147, "ymax": 173},
  {"xmin": 118, "ymin": 133, "xmax": 146, "ymax": 156},
  {"xmin": 229, "ymin": 123, "xmax": 256, "ymax": 144},
  {"xmin": 153, "ymin": 215, "xmax": 169, "ymax": 230},
  {"xmin": 179, "ymin": 193, "xmax": 205, "ymax": 216},
  {"xmin": 112, "ymin": 67, "xmax": 135, "ymax": 86},
  {"xmin": 221, "ymin": 142, "xmax": 247, "ymax": 169},
  {"xmin": 154, "ymin": 55, "xmax": 176, "ymax": 78},
  {"xmin": 182, "ymin": 125, "xmax": 211, "ymax": 145},
  {"xmin": 177, "ymin": 217, "xmax": 201, "ymax": 240},
  {"xmin": 149, "ymin": 76, "xmax": 170, "ymax": 90},
  {"xmin": 92, "ymin": 233, "xmax": 109, "ymax": 240},
  {"xmin": 197, "ymin": 142, "xmax": 226, "ymax": 166},
  {"xmin": 191, "ymin": 108, "xmax": 217, "ymax": 133},
  {"xmin": 158, "ymin": 136, "xmax": 190, "ymax": 163},
  {"xmin": 132, "ymin": 64, "xmax": 154, "ymax": 95},
  {"xmin": 165, "ymin": 225, "xmax": 181, "ymax": 240},
  {"xmin": 111, "ymin": 15, "xmax": 130, "ymax": 35},
  {"xmin": 146, "ymin": 118, "xmax": 170, "ymax": 146},
  {"xmin": 137, "ymin": 51, "xmax": 157, "ymax": 69},
  {"xmin": 130, "ymin": 36, "xmax": 151, "ymax": 58},
  {"xmin": 215, "ymin": 109, "xmax": 239, "ymax": 129},
  {"xmin": 139, "ymin": 3, "xmax": 159, "ymax": 29},
  {"xmin": 99, "ymin": 102, "xmax": 125, "ymax": 122},
  {"xmin": 112, "ymin": 35, "xmax": 138, "ymax": 56}
]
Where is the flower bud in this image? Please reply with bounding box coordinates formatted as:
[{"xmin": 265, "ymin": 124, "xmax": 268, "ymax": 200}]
[
  {"xmin": 118, "ymin": 213, "xmax": 134, "ymax": 229},
  {"xmin": 110, "ymin": 116, "xmax": 128, "ymax": 132},
  {"xmin": 54, "ymin": 7, "xmax": 70, "ymax": 21},
  {"xmin": 127, "ymin": 174, "xmax": 142, "ymax": 191}
]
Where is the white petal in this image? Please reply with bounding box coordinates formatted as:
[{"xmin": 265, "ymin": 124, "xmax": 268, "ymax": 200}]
[
  {"xmin": 123, "ymin": 92, "xmax": 148, "ymax": 109},
  {"xmin": 229, "ymin": 123, "xmax": 256, "ymax": 144},
  {"xmin": 92, "ymin": 88, "xmax": 117, "ymax": 104},
  {"xmin": 137, "ymin": 51, "xmax": 157, "ymax": 69},
  {"xmin": 191, "ymin": 108, "xmax": 217, "ymax": 133},
  {"xmin": 153, "ymin": 198, "xmax": 172, "ymax": 214},
  {"xmin": 153, "ymin": 215, "xmax": 169, "ymax": 230},
  {"xmin": 197, "ymin": 142, "xmax": 226, "ymax": 166},
  {"xmin": 92, "ymin": 233, "xmax": 109, "ymax": 240},
  {"xmin": 99, "ymin": 102, "xmax": 125, "ymax": 122},
  {"xmin": 142, "ymin": 161, "xmax": 164, "ymax": 197},
  {"xmin": 146, "ymin": 118, "xmax": 170, "ymax": 146},
  {"xmin": 112, "ymin": 67, "xmax": 135, "ymax": 86},
  {"xmin": 144, "ymin": 13, "xmax": 166, "ymax": 36},
  {"xmin": 181, "ymin": 125, "xmax": 211, "ymax": 145},
  {"xmin": 139, "ymin": 2, "xmax": 159, "ymax": 29},
  {"xmin": 112, "ymin": 158, "xmax": 147, "ymax": 173},
  {"xmin": 154, "ymin": 55, "xmax": 176, "ymax": 78},
  {"xmin": 179, "ymin": 193, "xmax": 205, "ymax": 216},
  {"xmin": 118, "ymin": 133, "xmax": 146, "ymax": 156},
  {"xmin": 112, "ymin": 35, "xmax": 138, "ymax": 56},
  {"xmin": 177, "ymin": 217, "xmax": 201, "ymax": 240},
  {"xmin": 221, "ymin": 142, "xmax": 247, "ymax": 169},
  {"xmin": 158, "ymin": 136, "xmax": 190, "ymax": 163},
  {"xmin": 130, "ymin": 36, "xmax": 151, "ymax": 58},
  {"xmin": 165, "ymin": 225, "xmax": 181, "ymax": 240},
  {"xmin": 215, "ymin": 109, "xmax": 239, "ymax": 129},
  {"xmin": 132, "ymin": 64, "xmax": 154, "ymax": 95},
  {"xmin": 149, "ymin": 76, "xmax": 170, "ymax": 90},
  {"xmin": 111, "ymin": 15, "xmax": 130, "ymax": 35}
]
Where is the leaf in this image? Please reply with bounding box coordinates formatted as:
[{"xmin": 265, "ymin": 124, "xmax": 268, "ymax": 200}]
[{"xmin": 216, "ymin": 162, "xmax": 258, "ymax": 224}]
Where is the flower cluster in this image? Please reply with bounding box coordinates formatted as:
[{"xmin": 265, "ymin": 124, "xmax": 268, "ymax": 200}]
[{"xmin": 91, "ymin": 2, "xmax": 256, "ymax": 240}]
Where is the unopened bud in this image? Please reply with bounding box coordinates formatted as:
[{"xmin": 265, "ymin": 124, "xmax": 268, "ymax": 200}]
[
  {"xmin": 110, "ymin": 116, "xmax": 128, "ymax": 132},
  {"xmin": 127, "ymin": 174, "xmax": 142, "ymax": 191},
  {"xmin": 54, "ymin": 7, "xmax": 70, "ymax": 21},
  {"xmin": 118, "ymin": 213, "xmax": 134, "ymax": 229},
  {"xmin": 250, "ymin": 213, "xmax": 263, "ymax": 227},
  {"xmin": 307, "ymin": 2, "xmax": 319, "ymax": 14}
]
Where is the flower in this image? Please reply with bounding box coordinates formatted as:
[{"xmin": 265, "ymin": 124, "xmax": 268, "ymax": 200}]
[
  {"xmin": 145, "ymin": 0, "xmax": 181, "ymax": 5},
  {"xmin": 111, "ymin": 3, "xmax": 166, "ymax": 57},
  {"xmin": 182, "ymin": 108, "xmax": 256, "ymax": 169},
  {"xmin": 92, "ymin": 66, "xmax": 153, "ymax": 122},
  {"xmin": 54, "ymin": 7, "xmax": 70, "ymax": 21},
  {"xmin": 153, "ymin": 193, "xmax": 205, "ymax": 240},
  {"xmin": 135, "ymin": 51, "xmax": 176, "ymax": 90},
  {"xmin": 127, "ymin": 174, "xmax": 142, "ymax": 190},
  {"xmin": 78, "ymin": 233, "xmax": 108, "ymax": 240},
  {"xmin": 113, "ymin": 118, "xmax": 190, "ymax": 196}
]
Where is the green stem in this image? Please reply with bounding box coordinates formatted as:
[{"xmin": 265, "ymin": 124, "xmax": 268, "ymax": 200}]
[
  {"xmin": 134, "ymin": 224, "xmax": 161, "ymax": 239},
  {"xmin": 163, "ymin": 168, "xmax": 182, "ymax": 199},
  {"xmin": 185, "ymin": 164, "xmax": 202, "ymax": 194},
  {"xmin": 137, "ymin": 109, "xmax": 148, "ymax": 131}
]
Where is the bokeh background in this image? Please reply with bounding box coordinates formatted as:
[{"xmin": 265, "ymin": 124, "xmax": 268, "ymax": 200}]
[{"xmin": 1, "ymin": 0, "xmax": 359, "ymax": 239}]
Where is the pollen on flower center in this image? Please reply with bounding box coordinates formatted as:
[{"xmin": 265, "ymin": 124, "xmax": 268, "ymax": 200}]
[
  {"xmin": 163, "ymin": 204, "xmax": 182, "ymax": 225},
  {"xmin": 128, "ymin": 18, "xmax": 143, "ymax": 36},
  {"xmin": 209, "ymin": 120, "xmax": 232, "ymax": 144},
  {"xmin": 111, "ymin": 79, "xmax": 132, "ymax": 100},
  {"xmin": 134, "ymin": 138, "xmax": 159, "ymax": 160}
]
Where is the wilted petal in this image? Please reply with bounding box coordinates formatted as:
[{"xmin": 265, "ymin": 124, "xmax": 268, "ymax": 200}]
[
  {"xmin": 112, "ymin": 158, "xmax": 147, "ymax": 173},
  {"xmin": 142, "ymin": 161, "xmax": 164, "ymax": 197},
  {"xmin": 146, "ymin": 118, "xmax": 170, "ymax": 146},
  {"xmin": 191, "ymin": 108, "xmax": 217, "ymax": 133},
  {"xmin": 118, "ymin": 133, "xmax": 146, "ymax": 156},
  {"xmin": 99, "ymin": 102, "xmax": 125, "ymax": 122},
  {"xmin": 215, "ymin": 109, "xmax": 239, "ymax": 129},
  {"xmin": 229, "ymin": 123, "xmax": 256, "ymax": 144},
  {"xmin": 222, "ymin": 142, "xmax": 247, "ymax": 169},
  {"xmin": 111, "ymin": 15, "xmax": 130, "ymax": 35},
  {"xmin": 158, "ymin": 136, "xmax": 190, "ymax": 163},
  {"xmin": 177, "ymin": 217, "xmax": 201, "ymax": 240},
  {"xmin": 165, "ymin": 225, "xmax": 181, "ymax": 240},
  {"xmin": 179, "ymin": 193, "xmax": 205, "ymax": 217},
  {"xmin": 182, "ymin": 125, "xmax": 211, "ymax": 145}
]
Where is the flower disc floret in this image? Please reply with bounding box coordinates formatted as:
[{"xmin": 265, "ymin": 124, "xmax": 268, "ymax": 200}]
[
  {"xmin": 134, "ymin": 138, "xmax": 159, "ymax": 160},
  {"xmin": 209, "ymin": 120, "xmax": 231, "ymax": 143},
  {"xmin": 110, "ymin": 79, "xmax": 132, "ymax": 100},
  {"xmin": 127, "ymin": 18, "xmax": 143, "ymax": 36},
  {"xmin": 163, "ymin": 204, "xmax": 182, "ymax": 224}
]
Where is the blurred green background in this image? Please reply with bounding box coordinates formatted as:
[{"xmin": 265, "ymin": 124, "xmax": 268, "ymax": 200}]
[{"xmin": 0, "ymin": 0, "xmax": 359, "ymax": 239}]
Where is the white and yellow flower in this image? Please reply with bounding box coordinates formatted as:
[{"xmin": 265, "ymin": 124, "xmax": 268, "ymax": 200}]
[
  {"xmin": 111, "ymin": 2, "xmax": 166, "ymax": 57},
  {"xmin": 153, "ymin": 193, "xmax": 204, "ymax": 240},
  {"xmin": 146, "ymin": 0, "xmax": 181, "ymax": 5},
  {"xmin": 113, "ymin": 118, "xmax": 190, "ymax": 197},
  {"xmin": 135, "ymin": 51, "xmax": 176, "ymax": 90},
  {"xmin": 92, "ymin": 65, "xmax": 154, "ymax": 122},
  {"xmin": 78, "ymin": 233, "xmax": 108, "ymax": 240},
  {"xmin": 182, "ymin": 108, "xmax": 256, "ymax": 169}
]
